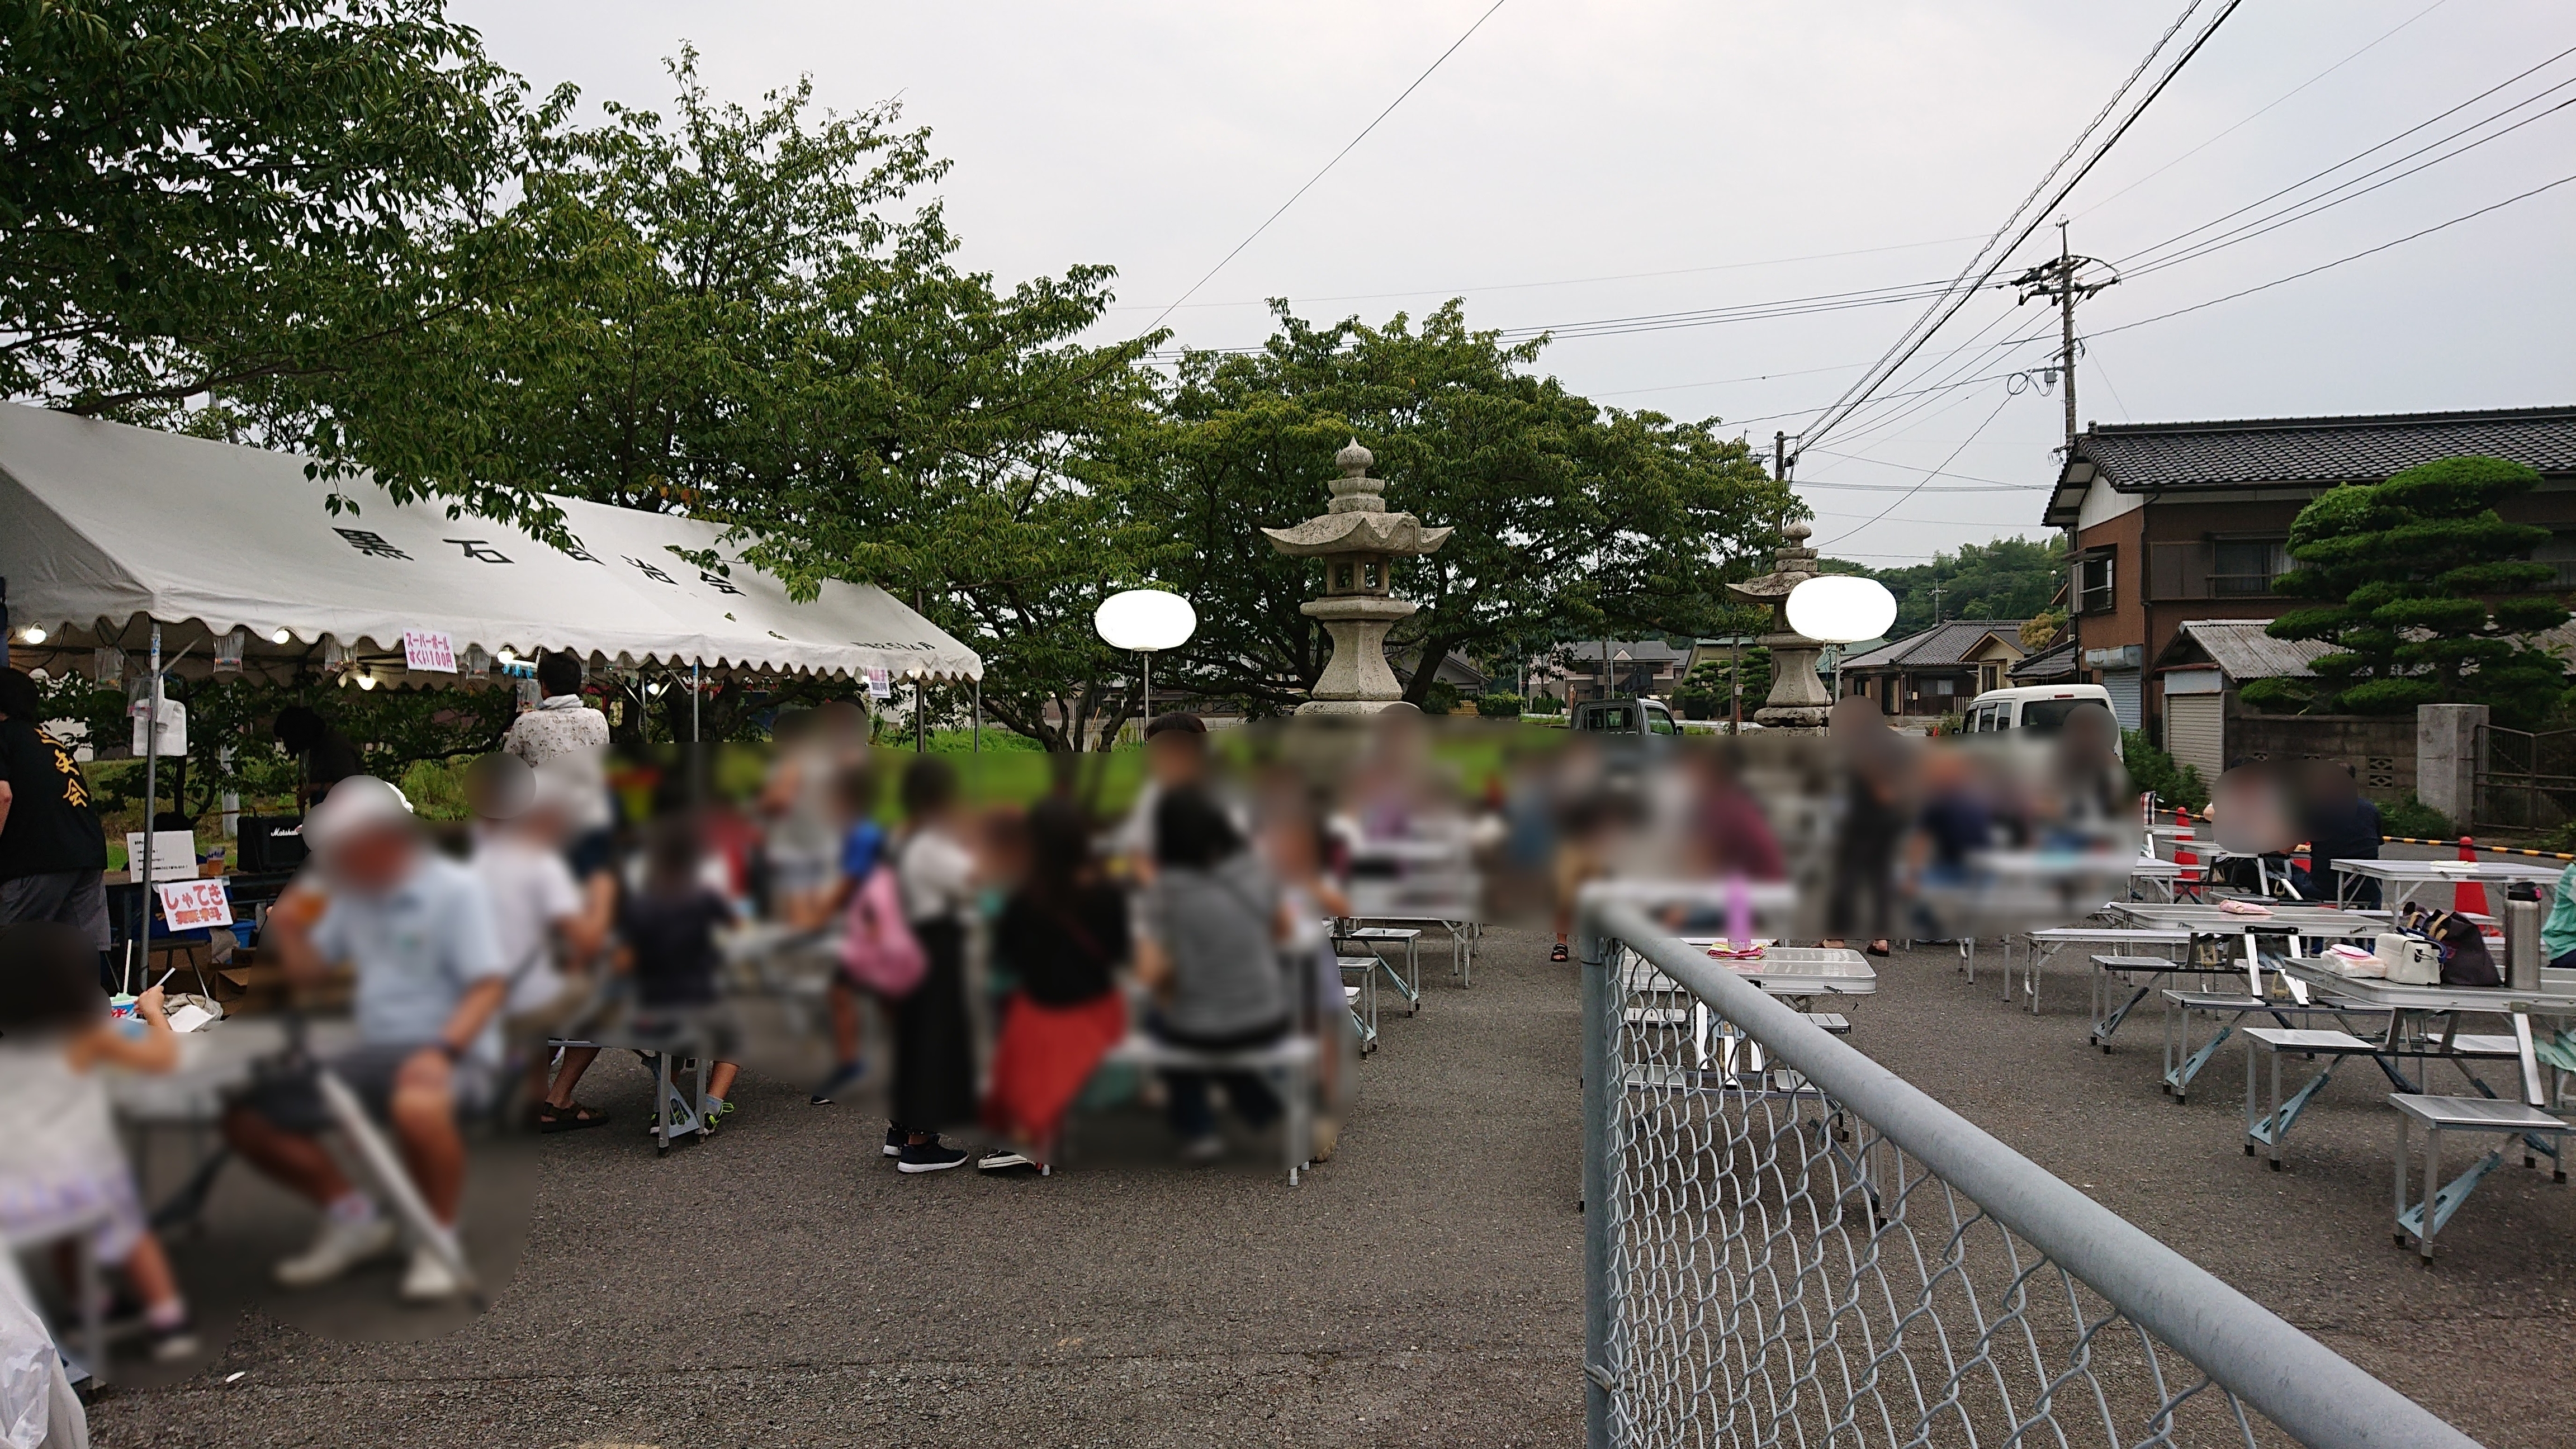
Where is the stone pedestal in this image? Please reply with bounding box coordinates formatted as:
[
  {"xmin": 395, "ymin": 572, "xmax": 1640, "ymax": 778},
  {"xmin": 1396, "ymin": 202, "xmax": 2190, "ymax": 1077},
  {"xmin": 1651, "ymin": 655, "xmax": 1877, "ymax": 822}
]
[{"xmin": 1304, "ymin": 594, "xmax": 1417, "ymax": 711}]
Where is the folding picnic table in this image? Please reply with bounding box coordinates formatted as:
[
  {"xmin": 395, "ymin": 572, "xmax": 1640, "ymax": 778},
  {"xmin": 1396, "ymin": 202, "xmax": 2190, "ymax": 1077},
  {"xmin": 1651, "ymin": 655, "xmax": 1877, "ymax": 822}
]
[
  {"xmin": 2278, "ymin": 959, "xmax": 2576, "ymax": 1245},
  {"xmin": 105, "ymin": 1014, "xmax": 477, "ymax": 1296},
  {"xmin": 2334, "ymin": 858, "xmax": 2564, "ymax": 912},
  {"xmin": 2005, "ymin": 926, "xmax": 2189, "ymax": 1016},
  {"xmin": 1332, "ymin": 923, "xmax": 1422, "ymax": 1016},
  {"xmin": 1641, "ymin": 943, "xmax": 1875, "ymax": 1090}
]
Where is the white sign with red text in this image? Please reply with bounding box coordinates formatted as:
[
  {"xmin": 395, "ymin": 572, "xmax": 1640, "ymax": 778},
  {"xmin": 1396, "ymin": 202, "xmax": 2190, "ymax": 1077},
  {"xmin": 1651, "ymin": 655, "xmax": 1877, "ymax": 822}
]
[
  {"xmin": 402, "ymin": 629, "xmax": 458, "ymax": 673},
  {"xmin": 155, "ymin": 878, "xmax": 234, "ymax": 932}
]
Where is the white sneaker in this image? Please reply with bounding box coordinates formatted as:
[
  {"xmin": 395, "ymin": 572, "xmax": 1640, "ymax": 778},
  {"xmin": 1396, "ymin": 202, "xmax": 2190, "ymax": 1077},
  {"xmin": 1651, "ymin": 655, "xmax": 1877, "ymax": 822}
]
[
  {"xmin": 273, "ymin": 1213, "xmax": 397, "ymax": 1287},
  {"xmin": 399, "ymin": 1237, "xmax": 468, "ymax": 1302}
]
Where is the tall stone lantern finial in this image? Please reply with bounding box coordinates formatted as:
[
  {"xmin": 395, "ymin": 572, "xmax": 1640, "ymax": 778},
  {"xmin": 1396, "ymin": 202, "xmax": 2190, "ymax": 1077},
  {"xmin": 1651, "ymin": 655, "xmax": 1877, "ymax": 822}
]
[
  {"xmin": 1725, "ymin": 519, "xmax": 1835, "ymax": 730},
  {"xmin": 1261, "ymin": 439, "xmax": 1453, "ymax": 715}
]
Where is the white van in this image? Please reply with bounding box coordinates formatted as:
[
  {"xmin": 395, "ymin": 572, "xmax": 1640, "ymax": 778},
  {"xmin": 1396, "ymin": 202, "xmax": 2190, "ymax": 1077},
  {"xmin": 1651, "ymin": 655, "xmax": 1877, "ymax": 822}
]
[{"xmin": 1961, "ymin": 684, "xmax": 2123, "ymax": 756}]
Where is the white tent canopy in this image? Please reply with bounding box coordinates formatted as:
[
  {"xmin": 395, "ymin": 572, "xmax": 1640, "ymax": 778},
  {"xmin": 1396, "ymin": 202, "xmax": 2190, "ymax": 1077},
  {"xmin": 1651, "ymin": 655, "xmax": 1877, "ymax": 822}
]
[{"xmin": 0, "ymin": 403, "xmax": 979, "ymax": 684}]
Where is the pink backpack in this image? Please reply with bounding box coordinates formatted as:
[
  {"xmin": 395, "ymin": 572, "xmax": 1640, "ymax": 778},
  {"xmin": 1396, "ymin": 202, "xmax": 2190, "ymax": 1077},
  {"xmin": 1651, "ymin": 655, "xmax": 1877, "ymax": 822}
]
[{"xmin": 839, "ymin": 865, "xmax": 927, "ymax": 998}]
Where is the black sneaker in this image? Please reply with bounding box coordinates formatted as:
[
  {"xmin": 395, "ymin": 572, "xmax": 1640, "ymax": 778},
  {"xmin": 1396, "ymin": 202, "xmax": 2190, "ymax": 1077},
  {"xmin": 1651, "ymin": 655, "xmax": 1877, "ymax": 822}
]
[
  {"xmin": 896, "ymin": 1138, "xmax": 969, "ymax": 1174},
  {"xmin": 977, "ymin": 1146, "xmax": 1041, "ymax": 1173},
  {"xmin": 883, "ymin": 1125, "xmax": 906, "ymax": 1158}
]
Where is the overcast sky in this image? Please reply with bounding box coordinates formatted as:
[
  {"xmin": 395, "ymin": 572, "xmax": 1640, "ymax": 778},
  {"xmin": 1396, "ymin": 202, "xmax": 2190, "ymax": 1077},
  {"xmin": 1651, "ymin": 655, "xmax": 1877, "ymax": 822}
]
[{"xmin": 449, "ymin": 0, "xmax": 2576, "ymax": 566}]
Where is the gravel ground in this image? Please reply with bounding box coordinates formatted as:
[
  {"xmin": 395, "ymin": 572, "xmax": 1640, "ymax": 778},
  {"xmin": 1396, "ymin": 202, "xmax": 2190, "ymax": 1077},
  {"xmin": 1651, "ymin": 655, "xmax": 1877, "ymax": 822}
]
[{"xmin": 84, "ymin": 912, "xmax": 2575, "ymax": 1447}]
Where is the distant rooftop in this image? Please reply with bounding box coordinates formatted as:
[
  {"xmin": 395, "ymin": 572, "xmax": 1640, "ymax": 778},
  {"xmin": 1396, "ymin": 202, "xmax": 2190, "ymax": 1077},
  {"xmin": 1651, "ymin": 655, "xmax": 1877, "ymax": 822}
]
[{"xmin": 2044, "ymin": 405, "xmax": 2576, "ymax": 526}]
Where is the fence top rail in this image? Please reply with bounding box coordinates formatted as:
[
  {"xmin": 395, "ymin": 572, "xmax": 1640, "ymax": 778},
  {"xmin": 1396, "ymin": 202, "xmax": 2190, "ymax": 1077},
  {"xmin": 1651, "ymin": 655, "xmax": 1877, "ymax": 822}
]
[{"xmin": 1581, "ymin": 891, "xmax": 2481, "ymax": 1449}]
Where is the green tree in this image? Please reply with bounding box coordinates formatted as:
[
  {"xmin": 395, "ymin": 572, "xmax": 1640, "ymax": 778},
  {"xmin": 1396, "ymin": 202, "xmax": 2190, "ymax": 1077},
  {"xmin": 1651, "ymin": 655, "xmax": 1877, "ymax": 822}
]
[
  {"xmin": 235, "ymin": 52, "xmax": 1162, "ymax": 750},
  {"xmin": 1138, "ymin": 302, "xmax": 1798, "ymax": 713},
  {"xmin": 1827, "ymin": 535, "xmax": 2066, "ymax": 637},
  {"xmin": 2243, "ymin": 456, "xmax": 2569, "ymax": 727},
  {"xmin": 1, "ymin": 0, "xmax": 541, "ymax": 433}
]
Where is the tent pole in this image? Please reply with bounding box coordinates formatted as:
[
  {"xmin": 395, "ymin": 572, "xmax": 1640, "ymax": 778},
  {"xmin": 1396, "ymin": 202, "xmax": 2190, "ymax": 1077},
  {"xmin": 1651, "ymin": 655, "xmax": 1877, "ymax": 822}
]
[
  {"xmin": 972, "ymin": 678, "xmax": 981, "ymax": 755},
  {"xmin": 913, "ymin": 675, "xmax": 924, "ymax": 754},
  {"xmin": 137, "ymin": 622, "xmax": 160, "ymax": 991},
  {"xmin": 1142, "ymin": 651, "xmax": 1150, "ymax": 744},
  {"xmin": 691, "ymin": 662, "xmax": 700, "ymax": 743}
]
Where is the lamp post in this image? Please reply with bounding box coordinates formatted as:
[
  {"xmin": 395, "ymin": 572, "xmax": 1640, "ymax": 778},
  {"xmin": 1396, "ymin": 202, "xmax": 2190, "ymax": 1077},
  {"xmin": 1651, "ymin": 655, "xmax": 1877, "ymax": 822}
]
[{"xmin": 1094, "ymin": 589, "xmax": 1197, "ymax": 746}]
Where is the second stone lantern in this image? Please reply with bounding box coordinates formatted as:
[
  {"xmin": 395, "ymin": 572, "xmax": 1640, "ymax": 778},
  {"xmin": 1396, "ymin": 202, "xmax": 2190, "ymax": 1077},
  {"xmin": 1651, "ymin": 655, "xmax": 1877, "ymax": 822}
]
[{"xmin": 1262, "ymin": 439, "xmax": 1452, "ymax": 716}]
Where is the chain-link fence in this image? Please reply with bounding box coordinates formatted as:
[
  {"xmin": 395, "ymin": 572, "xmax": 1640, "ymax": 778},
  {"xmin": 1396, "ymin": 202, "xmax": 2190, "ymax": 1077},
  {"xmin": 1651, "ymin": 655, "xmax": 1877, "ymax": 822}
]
[{"xmin": 1578, "ymin": 893, "xmax": 2479, "ymax": 1449}]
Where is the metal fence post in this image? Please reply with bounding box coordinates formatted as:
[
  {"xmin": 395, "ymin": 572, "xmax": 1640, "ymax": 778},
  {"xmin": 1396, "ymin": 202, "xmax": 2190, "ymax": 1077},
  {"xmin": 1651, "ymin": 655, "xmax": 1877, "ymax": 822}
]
[{"xmin": 1580, "ymin": 903, "xmax": 1616, "ymax": 1449}]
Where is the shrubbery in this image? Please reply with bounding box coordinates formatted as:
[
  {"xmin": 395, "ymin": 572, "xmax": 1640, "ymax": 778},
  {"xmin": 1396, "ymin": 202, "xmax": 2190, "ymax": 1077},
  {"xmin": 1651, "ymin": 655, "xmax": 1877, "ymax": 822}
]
[{"xmin": 2121, "ymin": 730, "xmax": 2208, "ymax": 813}]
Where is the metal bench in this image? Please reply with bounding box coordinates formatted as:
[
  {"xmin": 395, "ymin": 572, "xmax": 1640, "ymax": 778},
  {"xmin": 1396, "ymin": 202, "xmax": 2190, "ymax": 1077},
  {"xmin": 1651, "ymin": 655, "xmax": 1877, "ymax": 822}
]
[
  {"xmin": 1333, "ymin": 924, "xmax": 1422, "ymax": 1016},
  {"xmin": 2392, "ymin": 1093, "xmax": 2569, "ymax": 1262},
  {"xmin": 1092, "ymin": 1032, "xmax": 1319, "ymax": 1186},
  {"xmin": 1336, "ymin": 956, "xmax": 1382, "ymax": 1053},
  {"xmin": 2163, "ymin": 991, "xmax": 2389, "ymax": 1103},
  {"xmin": 2242, "ymin": 1027, "xmax": 2386, "ymax": 1168}
]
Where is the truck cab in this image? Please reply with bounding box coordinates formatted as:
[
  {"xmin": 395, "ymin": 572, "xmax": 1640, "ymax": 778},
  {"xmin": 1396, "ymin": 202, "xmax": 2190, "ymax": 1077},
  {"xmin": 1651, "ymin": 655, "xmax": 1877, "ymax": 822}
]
[{"xmin": 1572, "ymin": 697, "xmax": 1681, "ymax": 737}]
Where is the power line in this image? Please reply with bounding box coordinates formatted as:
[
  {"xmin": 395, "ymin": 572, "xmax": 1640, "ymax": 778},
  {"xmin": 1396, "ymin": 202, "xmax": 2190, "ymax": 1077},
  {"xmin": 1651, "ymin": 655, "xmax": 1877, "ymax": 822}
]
[
  {"xmin": 2115, "ymin": 49, "xmax": 2576, "ymax": 275},
  {"xmin": 1824, "ymin": 389, "xmax": 2024, "ymax": 545},
  {"xmin": 1796, "ymin": 0, "xmax": 2246, "ymax": 458},
  {"xmin": 1109, "ymin": 233, "xmax": 1991, "ymax": 314},
  {"xmin": 2090, "ymin": 168, "xmax": 2576, "ymax": 339},
  {"xmin": 1143, "ymin": 274, "xmax": 2005, "ymax": 361},
  {"xmin": 2073, "ymin": 0, "xmax": 2454, "ymax": 221},
  {"xmin": 1133, "ymin": 0, "xmax": 1511, "ymax": 339}
]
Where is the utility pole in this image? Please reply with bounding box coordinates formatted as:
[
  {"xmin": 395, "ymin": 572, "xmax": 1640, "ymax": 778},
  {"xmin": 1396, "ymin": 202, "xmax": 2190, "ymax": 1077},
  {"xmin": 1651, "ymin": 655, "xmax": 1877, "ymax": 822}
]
[
  {"xmin": 2011, "ymin": 221, "xmax": 2119, "ymax": 454},
  {"xmin": 1928, "ymin": 580, "xmax": 1947, "ymax": 625},
  {"xmin": 1773, "ymin": 430, "xmax": 1788, "ymax": 481}
]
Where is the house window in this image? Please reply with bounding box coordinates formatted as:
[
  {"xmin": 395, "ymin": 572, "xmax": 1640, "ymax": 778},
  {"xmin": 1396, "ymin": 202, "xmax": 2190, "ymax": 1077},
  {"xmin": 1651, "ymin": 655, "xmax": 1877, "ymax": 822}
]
[
  {"xmin": 2537, "ymin": 533, "xmax": 2576, "ymax": 589},
  {"xmin": 2077, "ymin": 552, "xmax": 2115, "ymax": 614},
  {"xmin": 2211, "ymin": 539, "xmax": 2288, "ymax": 596},
  {"xmin": 1931, "ymin": 677, "xmax": 1955, "ymax": 697}
]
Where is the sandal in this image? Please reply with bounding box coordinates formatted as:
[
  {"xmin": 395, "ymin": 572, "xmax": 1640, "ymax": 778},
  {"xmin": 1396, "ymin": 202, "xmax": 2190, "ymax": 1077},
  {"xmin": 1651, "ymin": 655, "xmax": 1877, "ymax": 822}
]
[
  {"xmin": 1550, "ymin": 941, "xmax": 1570, "ymax": 962},
  {"xmin": 539, "ymin": 1101, "xmax": 612, "ymax": 1133},
  {"xmin": 1866, "ymin": 941, "xmax": 1892, "ymax": 958}
]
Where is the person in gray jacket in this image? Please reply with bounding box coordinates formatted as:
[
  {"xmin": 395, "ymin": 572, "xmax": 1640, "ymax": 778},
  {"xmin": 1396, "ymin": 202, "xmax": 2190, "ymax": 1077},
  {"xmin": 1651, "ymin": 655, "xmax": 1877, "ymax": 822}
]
[{"xmin": 1137, "ymin": 785, "xmax": 1292, "ymax": 1162}]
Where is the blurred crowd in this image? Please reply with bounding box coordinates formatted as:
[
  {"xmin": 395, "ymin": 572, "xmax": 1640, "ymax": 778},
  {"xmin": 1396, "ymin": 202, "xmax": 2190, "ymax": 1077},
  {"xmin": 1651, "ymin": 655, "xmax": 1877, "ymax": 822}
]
[{"xmin": 1, "ymin": 651, "xmax": 2141, "ymax": 1378}]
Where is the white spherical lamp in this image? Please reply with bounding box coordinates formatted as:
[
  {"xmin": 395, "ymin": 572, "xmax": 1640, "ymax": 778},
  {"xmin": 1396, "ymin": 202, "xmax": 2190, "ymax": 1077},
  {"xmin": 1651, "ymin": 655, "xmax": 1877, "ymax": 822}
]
[
  {"xmin": 1787, "ymin": 575, "xmax": 1897, "ymax": 645},
  {"xmin": 1093, "ymin": 589, "xmax": 1197, "ymax": 653}
]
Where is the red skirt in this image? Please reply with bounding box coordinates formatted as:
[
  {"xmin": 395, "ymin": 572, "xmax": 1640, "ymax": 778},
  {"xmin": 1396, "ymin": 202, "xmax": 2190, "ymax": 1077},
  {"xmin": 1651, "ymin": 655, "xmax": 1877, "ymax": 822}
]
[{"xmin": 982, "ymin": 990, "xmax": 1127, "ymax": 1145}]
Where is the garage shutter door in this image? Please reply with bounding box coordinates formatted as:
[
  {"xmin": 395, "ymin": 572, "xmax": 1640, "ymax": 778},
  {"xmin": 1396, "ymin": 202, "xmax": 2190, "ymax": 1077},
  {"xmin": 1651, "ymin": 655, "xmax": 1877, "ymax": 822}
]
[
  {"xmin": 2165, "ymin": 693, "xmax": 2224, "ymax": 785},
  {"xmin": 2103, "ymin": 671, "xmax": 2142, "ymax": 732}
]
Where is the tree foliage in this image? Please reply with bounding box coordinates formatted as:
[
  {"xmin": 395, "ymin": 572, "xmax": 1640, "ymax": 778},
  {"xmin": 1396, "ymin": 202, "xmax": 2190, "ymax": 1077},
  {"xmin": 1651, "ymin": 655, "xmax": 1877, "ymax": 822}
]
[
  {"xmin": 1824, "ymin": 535, "xmax": 2066, "ymax": 637},
  {"xmin": 1139, "ymin": 302, "xmax": 1798, "ymax": 712},
  {"xmin": 0, "ymin": 0, "xmax": 541, "ymax": 437},
  {"xmin": 2244, "ymin": 456, "xmax": 2569, "ymax": 728}
]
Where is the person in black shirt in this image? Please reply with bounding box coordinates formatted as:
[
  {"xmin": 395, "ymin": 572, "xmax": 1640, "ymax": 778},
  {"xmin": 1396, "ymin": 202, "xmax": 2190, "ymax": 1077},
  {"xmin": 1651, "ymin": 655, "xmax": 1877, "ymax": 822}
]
[
  {"xmin": 616, "ymin": 815, "xmax": 741, "ymax": 1121},
  {"xmin": 272, "ymin": 705, "xmax": 365, "ymax": 808},
  {"xmin": 0, "ymin": 669, "xmax": 111, "ymax": 950},
  {"xmin": 2300, "ymin": 761, "xmax": 2383, "ymax": 908},
  {"xmin": 994, "ymin": 799, "xmax": 1131, "ymax": 1008},
  {"xmin": 981, "ymin": 797, "xmax": 1130, "ymax": 1172}
]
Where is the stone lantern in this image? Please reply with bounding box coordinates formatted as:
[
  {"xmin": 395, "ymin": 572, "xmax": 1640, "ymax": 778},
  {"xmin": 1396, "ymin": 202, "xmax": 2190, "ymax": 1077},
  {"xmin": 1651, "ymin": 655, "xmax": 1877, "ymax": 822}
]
[
  {"xmin": 1725, "ymin": 519, "xmax": 1835, "ymax": 730},
  {"xmin": 1262, "ymin": 439, "xmax": 1452, "ymax": 716}
]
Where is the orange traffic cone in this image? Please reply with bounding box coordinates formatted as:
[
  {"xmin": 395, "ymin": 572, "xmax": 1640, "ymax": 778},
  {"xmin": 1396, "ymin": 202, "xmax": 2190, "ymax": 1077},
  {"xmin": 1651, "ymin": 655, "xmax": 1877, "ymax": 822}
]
[
  {"xmin": 2455, "ymin": 836, "xmax": 2489, "ymax": 917},
  {"xmin": 2174, "ymin": 809, "xmax": 2201, "ymax": 897}
]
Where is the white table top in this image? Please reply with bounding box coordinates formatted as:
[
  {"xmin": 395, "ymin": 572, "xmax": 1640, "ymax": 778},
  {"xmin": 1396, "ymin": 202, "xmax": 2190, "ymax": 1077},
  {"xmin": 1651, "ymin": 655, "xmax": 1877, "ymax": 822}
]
[
  {"xmin": 107, "ymin": 1016, "xmax": 358, "ymax": 1124},
  {"xmin": 2280, "ymin": 960, "xmax": 2576, "ymax": 1014},
  {"xmin": 2028, "ymin": 926, "xmax": 2192, "ymax": 943},
  {"xmin": 2106, "ymin": 902, "xmax": 2390, "ymax": 935},
  {"xmin": 2336, "ymin": 858, "xmax": 2565, "ymax": 884},
  {"xmin": 1672, "ymin": 941, "xmax": 1878, "ymax": 996}
]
